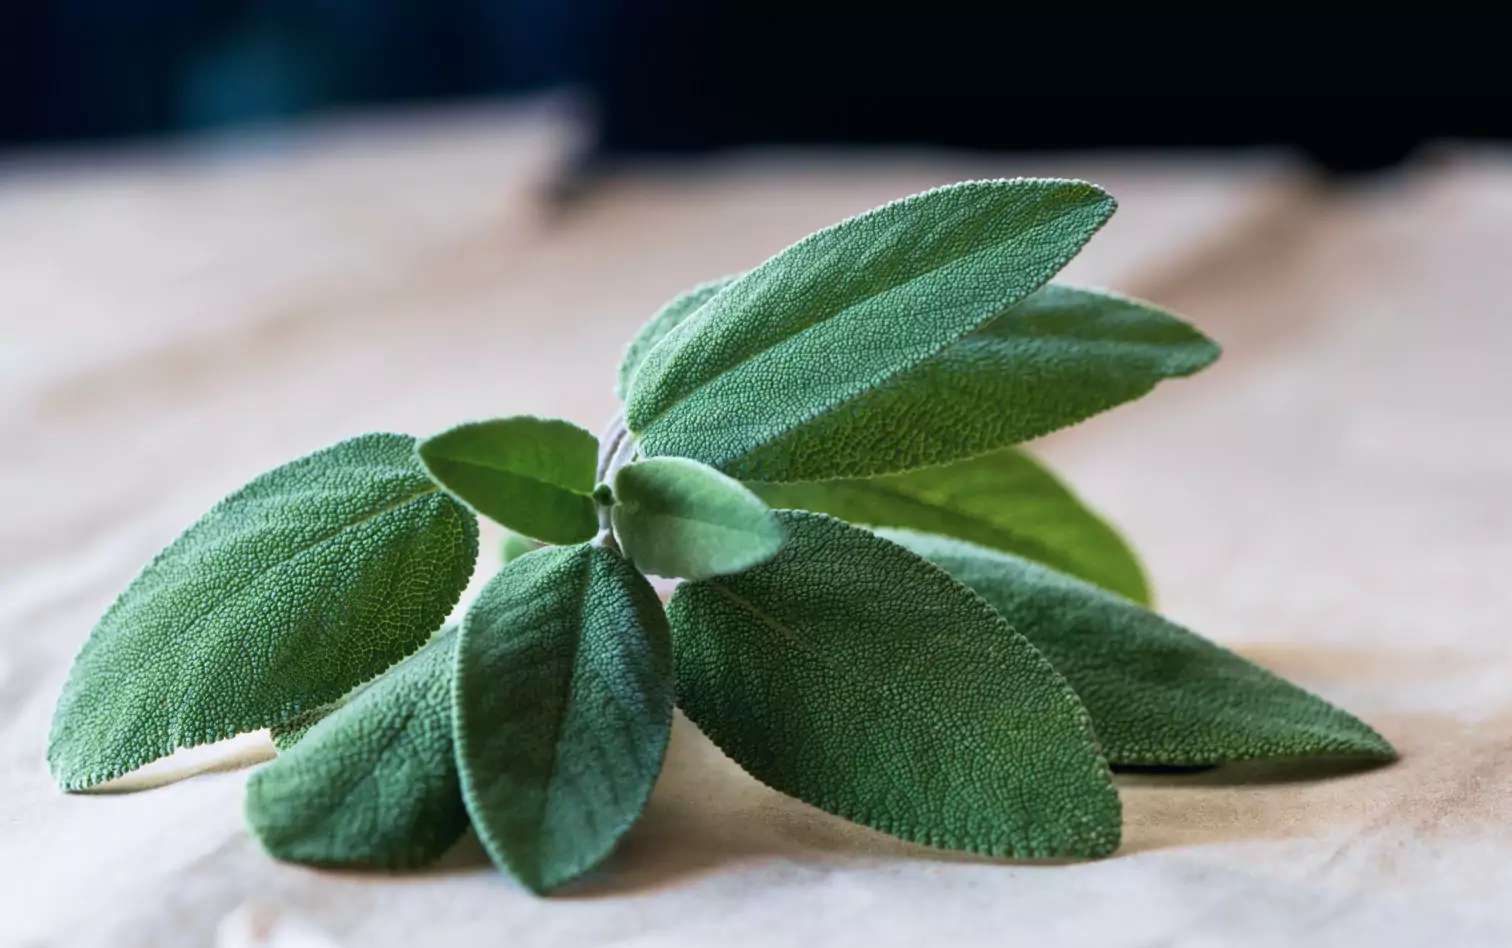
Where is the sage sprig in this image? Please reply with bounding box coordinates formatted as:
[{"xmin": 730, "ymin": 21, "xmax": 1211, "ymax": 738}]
[{"xmin": 47, "ymin": 178, "xmax": 1394, "ymax": 895}]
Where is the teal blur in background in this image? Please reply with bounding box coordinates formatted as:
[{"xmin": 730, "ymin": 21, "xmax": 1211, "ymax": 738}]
[{"xmin": 2, "ymin": 6, "xmax": 1504, "ymax": 173}]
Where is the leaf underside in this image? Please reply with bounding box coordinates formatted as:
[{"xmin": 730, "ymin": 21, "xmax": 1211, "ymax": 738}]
[
  {"xmin": 418, "ymin": 416, "xmax": 599, "ymax": 544},
  {"xmin": 246, "ymin": 628, "xmax": 469, "ymax": 870},
  {"xmin": 627, "ymin": 179, "xmax": 1117, "ymax": 477},
  {"xmin": 752, "ymin": 446, "xmax": 1150, "ymax": 603},
  {"xmin": 47, "ymin": 433, "xmax": 478, "ymax": 791},
  {"xmin": 454, "ymin": 545, "xmax": 674, "ymax": 894},
  {"xmin": 885, "ymin": 530, "xmax": 1397, "ymax": 766},
  {"xmin": 669, "ymin": 511, "xmax": 1121, "ymax": 859}
]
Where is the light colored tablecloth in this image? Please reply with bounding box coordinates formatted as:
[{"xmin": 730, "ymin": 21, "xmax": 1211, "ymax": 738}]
[{"xmin": 3, "ymin": 104, "xmax": 1508, "ymax": 947}]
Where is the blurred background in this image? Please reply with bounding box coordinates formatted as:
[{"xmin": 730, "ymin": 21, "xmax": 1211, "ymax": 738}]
[{"xmin": 2, "ymin": 8, "xmax": 1506, "ymax": 170}]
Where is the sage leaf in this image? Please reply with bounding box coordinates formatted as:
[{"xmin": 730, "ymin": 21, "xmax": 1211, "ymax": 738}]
[
  {"xmin": 626, "ymin": 180, "xmax": 1116, "ymax": 476},
  {"xmin": 612, "ymin": 457, "xmax": 784, "ymax": 580},
  {"xmin": 268, "ymin": 624, "xmax": 459, "ymax": 750},
  {"xmin": 418, "ymin": 416, "xmax": 598, "ymax": 544},
  {"xmin": 499, "ymin": 530, "xmax": 540, "ymax": 564},
  {"xmin": 269, "ymin": 699, "xmax": 343, "ymax": 751},
  {"xmin": 886, "ymin": 530, "xmax": 1397, "ymax": 766},
  {"xmin": 752, "ymin": 447, "xmax": 1149, "ymax": 603},
  {"xmin": 669, "ymin": 511, "xmax": 1121, "ymax": 859},
  {"xmin": 47, "ymin": 433, "xmax": 478, "ymax": 791},
  {"xmin": 616, "ymin": 276, "xmax": 738, "ymax": 399},
  {"xmin": 455, "ymin": 545, "xmax": 674, "ymax": 894},
  {"xmin": 245, "ymin": 628, "xmax": 469, "ymax": 870},
  {"xmin": 732, "ymin": 284, "xmax": 1220, "ymax": 481}
]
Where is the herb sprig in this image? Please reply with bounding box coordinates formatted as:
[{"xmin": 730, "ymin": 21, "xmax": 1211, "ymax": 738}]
[{"xmin": 47, "ymin": 179, "xmax": 1394, "ymax": 894}]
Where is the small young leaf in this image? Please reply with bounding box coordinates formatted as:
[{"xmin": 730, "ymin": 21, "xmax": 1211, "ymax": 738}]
[
  {"xmin": 616, "ymin": 276, "xmax": 738, "ymax": 399},
  {"xmin": 418, "ymin": 417, "xmax": 598, "ymax": 544},
  {"xmin": 730, "ymin": 284, "xmax": 1220, "ymax": 481},
  {"xmin": 47, "ymin": 433, "xmax": 478, "ymax": 791},
  {"xmin": 752, "ymin": 447, "xmax": 1149, "ymax": 603},
  {"xmin": 455, "ymin": 545, "xmax": 673, "ymax": 894},
  {"xmin": 245, "ymin": 628, "xmax": 469, "ymax": 870},
  {"xmin": 612, "ymin": 457, "xmax": 784, "ymax": 580},
  {"xmin": 499, "ymin": 530, "xmax": 540, "ymax": 564},
  {"xmin": 626, "ymin": 180, "xmax": 1116, "ymax": 475},
  {"xmin": 884, "ymin": 530, "xmax": 1397, "ymax": 766},
  {"xmin": 669, "ymin": 511, "xmax": 1121, "ymax": 859}
]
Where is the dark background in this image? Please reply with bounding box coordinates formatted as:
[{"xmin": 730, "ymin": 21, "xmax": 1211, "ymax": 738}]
[{"xmin": 2, "ymin": 6, "xmax": 1502, "ymax": 173}]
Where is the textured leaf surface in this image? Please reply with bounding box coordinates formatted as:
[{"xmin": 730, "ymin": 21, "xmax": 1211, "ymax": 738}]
[
  {"xmin": 269, "ymin": 699, "xmax": 344, "ymax": 751},
  {"xmin": 732, "ymin": 284, "xmax": 1220, "ymax": 481},
  {"xmin": 246, "ymin": 628, "xmax": 468, "ymax": 869},
  {"xmin": 626, "ymin": 180, "xmax": 1116, "ymax": 475},
  {"xmin": 886, "ymin": 530, "xmax": 1397, "ymax": 766},
  {"xmin": 269, "ymin": 625, "xmax": 459, "ymax": 750},
  {"xmin": 669, "ymin": 511, "xmax": 1121, "ymax": 859},
  {"xmin": 455, "ymin": 545, "xmax": 673, "ymax": 893},
  {"xmin": 418, "ymin": 417, "xmax": 598, "ymax": 544},
  {"xmin": 616, "ymin": 276, "xmax": 738, "ymax": 399},
  {"xmin": 752, "ymin": 447, "xmax": 1149, "ymax": 603},
  {"xmin": 47, "ymin": 433, "xmax": 478, "ymax": 791},
  {"xmin": 612, "ymin": 457, "xmax": 784, "ymax": 580}
]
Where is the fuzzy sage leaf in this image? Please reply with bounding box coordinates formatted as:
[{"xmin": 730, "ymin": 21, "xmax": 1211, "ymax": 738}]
[
  {"xmin": 245, "ymin": 627, "xmax": 469, "ymax": 869},
  {"xmin": 268, "ymin": 625, "xmax": 458, "ymax": 750},
  {"xmin": 669, "ymin": 511, "xmax": 1121, "ymax": 859},
  {"xmin": 616, "ymin": 276, "xmax": 738, "ymax": 400},
  {"xmin": 885, "ymin": 530, "xmax": 1397, "ymax": 766},
  {"xmin": 626, "ymin": 180, "xmax": 1116, "ymax": 478},
  {"xmin": 47, "ymin": 433, "xmax": 478, "ymax": 791},
  {"xmin": 728, "ymin": 284, "xmax": 1220, "ymax": 481},
  {"xmin": 455, "ymin": 545, "xmax": 674, "ymax": 894},
  {"xmin": 752, "ymin": 447, "xmax": 1149, "ymax": 603},
  {"xmin": 612, "ymin": 457, "xmax": 784, "ymax": 580},
  {"xmin": 418, "ymin": 416, "xmax": 598, "ymax": 544},
  {"xmin": 269, "ymin": 697, "xmax": 345, "ymax": 751}
]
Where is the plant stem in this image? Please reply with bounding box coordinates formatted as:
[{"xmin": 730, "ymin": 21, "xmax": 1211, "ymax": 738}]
[
  {"xmin": 593, "ymin": 408, "xmax": 637, "ymax": 554},
  {"xmin": 596, "ymin": 408, "xmax": 627, "ymax": 484}
]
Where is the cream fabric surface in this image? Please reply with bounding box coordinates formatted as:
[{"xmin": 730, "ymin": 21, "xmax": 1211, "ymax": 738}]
[{"xmin": 2, "ymin": 106, "xmax": 1508, "ymax": 947}]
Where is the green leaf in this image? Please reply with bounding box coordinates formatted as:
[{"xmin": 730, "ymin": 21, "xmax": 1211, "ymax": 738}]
[
  {"xmin": 751, "ymin": 447, "xmax": 1149, "ymax": 604},
  {"xmin": 884, "ymin": 530, "xmax": 1397, "ymax": 767},
  {"xmin": 455, "ymin": 545, "xmax": 674, "ymax": 894},
  {"xmin": 612, "ymin": 457, "xmax": 784, "ymax": 580},
  {"xmin": 669, "ymin": 511, "xmax": 1121, "ymax": 859},
  {"xmin": 418, "ymin": 417, "xmax": 598, "ymax": 544},
  {"xmin": 47, "ymin": 433, "xmax": 478, "ymax": 791},
  {"xmin": 616, "ymin": 276, "xmax": 739, "ymax": 399},
  {"xmin": 268, "ymin": 699, "xmax": 342, "ymax": 751},
  {"xmin": 626, "ymin": 180, "xmax": 1117, "ymax": 477},
  {"xmin": 731, "ymin": 284, "xmax": 1220, "ymax": 481},
  {"xmin": 245, "ymin": 628, "xmax": 469, "ymax": 869},
  {"xmin": 499, "ymin": 530, "xmax": 540, "ymax": 564},
  {"xmin": 268, "ymin": 624, "xmax": 459, "ymax": 751}
]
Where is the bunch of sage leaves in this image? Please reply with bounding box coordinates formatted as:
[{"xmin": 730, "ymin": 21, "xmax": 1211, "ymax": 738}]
[{"xmin": 47, "ymin": 179, "xmax": 1394, "ymax": 894}]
